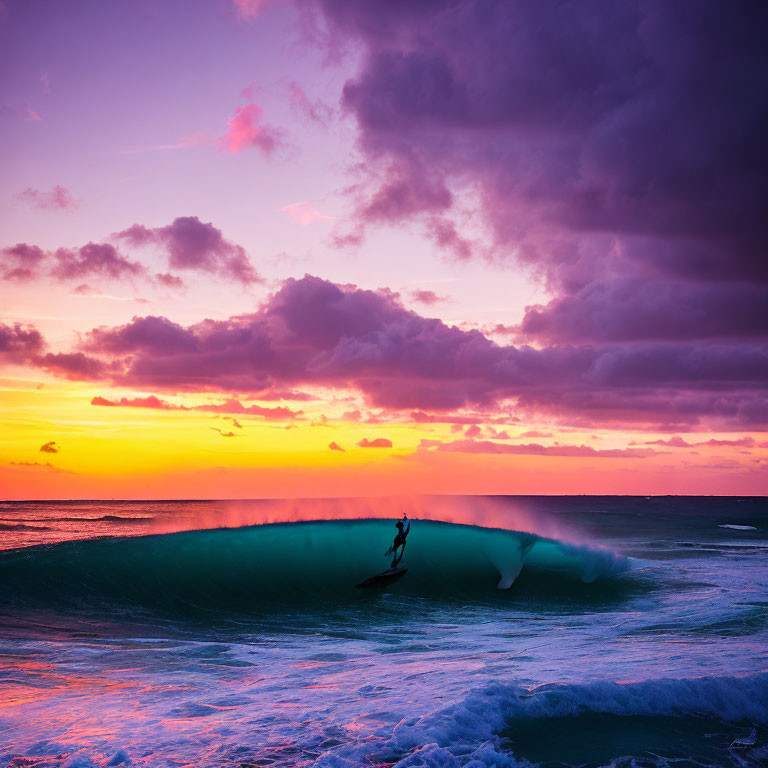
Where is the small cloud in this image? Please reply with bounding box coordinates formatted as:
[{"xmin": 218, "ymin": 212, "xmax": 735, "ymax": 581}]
[
  {"xmin": 519, "ymin": 430, "xmax": 553, "ymax": 438},
  {"xmin": 232, "ymin": 0, "xmax": 269, "ymax": 17},
  {"xmin": 115, "ymin": 216, "xmax": 260, "ymax": 285},
  {"xmin": 641, "ymin": 435, "xmax": 692, "ymax": 448},
  {"xmin": 329, "ymin": 441, "xmax": 345, "ymax": 452},
  {"xmin": 357, "ymin": 437, "xmax": 393, "ymax": 448},
  {"xmin": 40, "ymin": 441, "xmax": 59, "ymax": 453},
  {"xmin": 465, "ymin": 424, "xmax": 482, "ymax": 438},
  {"xmin": 224, "ymin": 416, "xmax": 243, "ymax": 429},
  {"xmin": 240, "ymin": 82, "xmax": 259, "ymax": 100},
  {"xmin": 288, "ymin": 82, "xmax": 334, "ymax": 126},
  {"xmin": 409, "ymin": 289, "xmax": 447, "ymax": 306},
  {"xmin": 155, "ymin": 272, "xmax": 185, "ymax": 289},
  {"xmin": 91, "ymin": 395, "xmax": 175, "ymax": 409},
  {"xmin": 9, "ymin": 461, "xmax": 74, "ymax": 474},
  {"xmin": 221, "ymin": 103, "xmax": 282, "ymax": 155},
  {"xmin": 281, "ymin": 202, "xmax": 334, "ymax": 227},
  {"xmin": 72, "ymin": 284, "xmax": 150, "ymax": 303},
  {"xmin": 17, "ymin": 185, "xmax": 79, "ymax": 211},
  {"xmin": 211, "ymin": 427, "xmax": 237, "ymax": 437}
]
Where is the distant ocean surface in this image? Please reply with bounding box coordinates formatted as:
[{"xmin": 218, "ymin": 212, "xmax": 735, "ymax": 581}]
[{"xmin": 1, "ymin": 496, "xmax": 767, "ymax": 768}]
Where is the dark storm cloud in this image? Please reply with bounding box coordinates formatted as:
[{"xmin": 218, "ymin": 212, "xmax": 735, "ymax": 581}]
[{"xmin": 307, "ymin": 0, "xmax": 768, "ymax": 345}]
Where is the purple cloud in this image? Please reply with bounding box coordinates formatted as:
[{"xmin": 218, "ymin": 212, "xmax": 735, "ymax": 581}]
[
  {"xmin": 52, "ymin": 243, "xmax": 144, "ymax": 281},
  {"xmin": 2, "ymin": 241, "xmax": 144, "ymax": 283},
  {"xmin": 115, "ymin": 216, "xmax": 260, "ymax": 284},
  {"xmin": 38, "ymin": 352, "xmax": 108, "ymax": 379},
  {"xmin": 409, "ymin": 289, "xmax": 447, "ymax": 306},
  {"xmin": 519, "ymin": 279, "xmax": 768, "ymax": 343},
  {"xmin": 16, "ymin": 275, "xmax": 768, "ymax": 429},
  {"xmin": 0, "ymin": 322, "xmax": 45, "ymax": 362},
  {"xmin": 17, "ymin": 185, "xmax": 79, "ymax": 211},
  {"xmin": 1, "ymin": 243, "xmax": 46, "ymax": 281},
  {"xmin": 308, "ymin": 0, "xmax": 768, "ymax": 354}
]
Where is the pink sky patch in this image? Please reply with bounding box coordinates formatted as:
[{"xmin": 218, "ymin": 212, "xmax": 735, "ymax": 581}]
[{"xmin": 221, "ymin": 103, "xmax": 280, "ymax": 155}]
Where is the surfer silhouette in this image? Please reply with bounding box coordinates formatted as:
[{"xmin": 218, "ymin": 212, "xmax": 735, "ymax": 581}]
[{"xmin": 386, "ymin": 514, "xmax": 410, "ymax": 567}]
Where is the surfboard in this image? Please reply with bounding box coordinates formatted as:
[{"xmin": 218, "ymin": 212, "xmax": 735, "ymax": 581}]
[{"xmin": 355, "ymin": 565, "xmax": 408, "ymax": 589}]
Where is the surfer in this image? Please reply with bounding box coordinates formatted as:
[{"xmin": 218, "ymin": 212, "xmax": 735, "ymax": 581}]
[{"xmin": 386, "ymin": 513, "xmax": 410, "ymax": 567}]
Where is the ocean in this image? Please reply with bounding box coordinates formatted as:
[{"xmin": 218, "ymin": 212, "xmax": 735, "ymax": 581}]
[{"xmin": 0, "ymin": 496, "xmax": 766, "ymax": 768}]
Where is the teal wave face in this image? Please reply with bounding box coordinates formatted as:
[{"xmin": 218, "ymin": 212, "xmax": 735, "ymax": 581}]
[{"xmin": 0, "ymin": 519, "xmax": 629, "ymax": 618}]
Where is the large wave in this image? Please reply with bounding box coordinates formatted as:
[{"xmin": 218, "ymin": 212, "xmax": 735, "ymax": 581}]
[{"xmin": 0, "ymin": 519, "xmax": 628, "ymax": 617}]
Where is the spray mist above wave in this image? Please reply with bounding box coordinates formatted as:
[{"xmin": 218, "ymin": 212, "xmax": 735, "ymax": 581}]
[
  {"xmin": 150, "ymin": 496, "xmax": 587, "ymax": 545},
  {"xmin": 0, "ymin": 519, "xmax": 629, "ymax": 617}
]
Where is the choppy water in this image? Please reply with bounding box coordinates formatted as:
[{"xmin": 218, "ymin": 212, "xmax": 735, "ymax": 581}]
[{"xmin": 0, "ymin": 496, "xmax": 766, "ymax": 768}]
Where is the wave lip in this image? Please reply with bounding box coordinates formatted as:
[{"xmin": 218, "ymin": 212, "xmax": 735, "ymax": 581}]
[{"xmin": 0, "ymin": 519, "xmax": 629, "ymax": 616}]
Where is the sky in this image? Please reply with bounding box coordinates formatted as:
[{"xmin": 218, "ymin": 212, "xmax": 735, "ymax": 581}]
[{"xmin": 1, "ymin": 0, "xmax": 767, "ymax": 499}]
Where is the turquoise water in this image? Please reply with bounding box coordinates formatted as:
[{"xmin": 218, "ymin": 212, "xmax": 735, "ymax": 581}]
[{"xmin": 0, "ymin": 519, "xmax": 628, "ymax": 618}]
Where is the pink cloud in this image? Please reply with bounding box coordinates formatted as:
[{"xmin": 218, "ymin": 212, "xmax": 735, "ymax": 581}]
[
  {"xmin": 91, "ymin": 393, "xmax": 301, "ymax": 421},
  {"xmin": 281, "ymin": 202, "xmax": 334, "ymax": 227},
  {"xmin": 17, "ymin": 185, "xmax": 79, "ymax": 211},
  {"xmin": 221, "ymin": 103, "xmax": 281, "ymax": 155},
  {"xmin": 155, "ymin": 272, "xmax": 185, "ymax": 289},
  {"xmin": 640, "ymin": 435, "xmax": 755, "ymax": 449},
  {"xmin": 211, "ymin": 427, "xmax": 237, "ymax": 437},
  {"xmin": 357, "ymin": 437, "xmax": 393, "ymax": 448},
  {"xmin": 288, "ymin": 82, "xmax": 333, "ymax": 126},
  {"xmin": 641, "ymin": 436, "xmax": 692, "ymax": 448},
  {"xmin": 329, "ymin": 441, "xmax": 345, "ymax": 452},
  {"xmin": 91, "ymin": 395, "xmax": 174, "ymax": 409},
  {"xmin": 233, "ymin": 0, "xmax": 269, "ymax": 18},
  {"xmin": 1, "ymin": 243, "xmax": 46, "ymax": 281},
  {"xmin": 409, "ymin": 289, "xmax": 447, "ymax": 306},
  {"xmin": 419, "ymin": 439, "xmax": 659, "ymax": 459}
]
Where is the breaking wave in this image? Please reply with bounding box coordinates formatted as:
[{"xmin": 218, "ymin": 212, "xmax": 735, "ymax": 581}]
[
  {"xmin": 316, "ymin": 673, "xmax": 768, "ymax": 767},
  {"xmin": 0, "ymin": 519, "xmax": 628, "ymax": 618}
]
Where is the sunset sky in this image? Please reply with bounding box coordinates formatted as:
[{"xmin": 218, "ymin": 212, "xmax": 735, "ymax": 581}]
[{"xmin": 1, "ymin": 0, "xmax": 767, "ymax": 498}]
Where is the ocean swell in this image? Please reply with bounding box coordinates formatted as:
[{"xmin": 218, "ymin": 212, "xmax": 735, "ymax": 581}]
[{"xmin": 0, "ymin": 519, "xmax": 628, "ymax": 617}]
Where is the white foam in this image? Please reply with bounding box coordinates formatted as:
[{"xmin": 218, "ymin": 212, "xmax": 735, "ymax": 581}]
[
  {"xmin": 315, "ymin": 674, "xmax": 768, "ymax": 768},
  {"xmin": 719, "ymin": 524, "xmax": 758, "ymax": 531}
]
